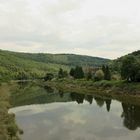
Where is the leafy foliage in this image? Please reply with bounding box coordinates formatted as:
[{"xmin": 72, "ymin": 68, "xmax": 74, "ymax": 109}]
[
  {"xmin": 111, "ymin": 50, "xmax": 140, "ymax": 82},
  {"xmin": 121, "ymin": 55, "xmax": 140, "ymax": 82},
  {"xmin": 70, "ymin": 66, "xmax": 84, "ymax": 79},
  {"xmin": 0, "ymin": 85, "xmax": 21, "ymax": 140},
  {"xmin": 44, "ymin": 73, "xmax": 54, "ymax": 81},
  {"xmin": 69, "ymin": 68, "xmax": 75, "ymax": 77},
  {"xmin": 94, "ymin": 70, "xmax": 104, "ymax": 81},
  {"xmin": 86, "ymin": 71, "xmax": 92, "ymax": 80},
  {"xmin": 102, "ymin": 65, "xmax": 111, "ymax": 80},
  {"xmin": 58, "ymin": 68, "xmax": 68, "ymax": 78}
]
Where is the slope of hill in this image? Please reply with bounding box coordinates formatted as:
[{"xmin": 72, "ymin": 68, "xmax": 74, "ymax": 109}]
[
  {"xmin": 131, "ymin": 50, "xmax": 140, "ymax": 58},
  {"xmin": 5, "ymin": 51, "xmax": 109, "ymax": 67},
  {"xmin": 0, "ymin": 49, "xmax": 110, "ymax": 81},
  {"xmin": 111, "ymin": 50, "xmax": 140, "ymax": 73}
]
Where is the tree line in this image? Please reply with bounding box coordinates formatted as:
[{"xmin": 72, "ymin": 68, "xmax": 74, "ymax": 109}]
[
  {"xmin": 44, "ymin": 65, "xmax": 111, "ymax": 81},
  {"xmin": 44, "ymin": 55, "xmax": 140, "ymax": 83}
]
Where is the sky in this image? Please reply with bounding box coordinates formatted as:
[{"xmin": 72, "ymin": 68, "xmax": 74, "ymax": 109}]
[{"xmin": 0, "ymin": 0, "xmax": 140, "ymax": 59}]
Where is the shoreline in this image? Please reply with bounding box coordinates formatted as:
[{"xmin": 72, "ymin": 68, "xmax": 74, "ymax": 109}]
[
  {"xmin": 45, "ymin": 79, "xmax": 140, "ymax": 106},
  {"xmin": 0, "ymin": 84, "xmax": 22, "ymax": 140}
]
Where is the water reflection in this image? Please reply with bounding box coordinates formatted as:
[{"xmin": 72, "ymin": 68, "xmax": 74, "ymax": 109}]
[
  {"xmin": 106, "ymin": 99, "xmax": 112, "ymax": 112},
  {"xmin": 44, "ymin": 85, "xmax": 54, "ymax": 93},
  {"xmin": 122, "ymin": 103, "xmax": 140, "ymax": 130},
  {"xmin": 70, "ymin": 92, "xmax": 85, "ymax": 104},
  {"xmin": 58, "ymin": 90, "xmax": 64, "ymax": 98},
  {"xmin": 85, "ymin": 95, "xmax": 93, "ymax": 104},
  {"xmin": 8, "ymin": 82, "xmax": 140, "ymax": 140}
]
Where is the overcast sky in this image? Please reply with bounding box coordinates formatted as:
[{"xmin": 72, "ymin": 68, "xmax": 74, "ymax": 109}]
[{"xmin": 0, "ymin": 0, "xmax": 140, "ymax": 59}]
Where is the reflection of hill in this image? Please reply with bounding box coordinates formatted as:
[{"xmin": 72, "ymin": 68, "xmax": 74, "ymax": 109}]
[
  {"xmin": 10, "ymin": 83, "xmax": 72, "ymax": 107},
  {"xmin": 10, "ymin": 83, "xmax": 113, "ymax": 114}
]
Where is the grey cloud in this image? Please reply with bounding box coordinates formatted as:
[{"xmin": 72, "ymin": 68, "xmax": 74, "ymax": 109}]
[{"xmin": 0, "ymin": 0, "xmax": 139, "ymax": 59}]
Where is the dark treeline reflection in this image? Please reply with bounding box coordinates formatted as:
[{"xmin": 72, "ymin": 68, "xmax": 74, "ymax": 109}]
[
  {"xmin": 70, "ymin": 92, "xmax": 85, "ymax": 104},
  {"xmin": 11, "ymin": 83, "xmax": 140, "ymax": 131},
  {"xmin": 69, "ymin": 92, "xmax": 111, "ymax": 112},
  {"xmin": 121, "ymin": 103, "xmax": 140, "ymax": 130},
  {"xmin": 58, "ymin": 91, "xmax": 140, "ymax": 131}
]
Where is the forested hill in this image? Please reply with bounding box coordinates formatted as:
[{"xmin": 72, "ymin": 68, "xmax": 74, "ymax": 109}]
[
  {"xmin": 0, "ymin": 49, "xmax": 110, "ymax": 81},
  {"xmin": 1, "ymin": 50, "xmax": 109, "ymax": 67},
  {"xmin": 115, "ymin": 50, "xmax": 140, "ymax": 62},
  {"xmin": 131, "ymin": 50, "xmax": 140, "ymax": 58},
  {"xmin": 111, "ymin": 50, "xmax": 140, "ymax": 73}
]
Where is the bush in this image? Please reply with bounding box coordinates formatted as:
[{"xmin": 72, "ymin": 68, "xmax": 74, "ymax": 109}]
[
  {"xmin": 44, "ymin": 73, "xmax": 54, "ymax": 81},
  {"xmin": 94, "ymin": 70, "xmax": 104, "ymax": 81},
  {"xmin": 121, "ymin": 55, "xmax": 140, "ymax": 82}
]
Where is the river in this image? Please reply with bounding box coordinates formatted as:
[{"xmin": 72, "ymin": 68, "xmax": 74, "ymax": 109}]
[{"xmin": 8, "ymin": 82, "xmax": 140, "ymax": 140}]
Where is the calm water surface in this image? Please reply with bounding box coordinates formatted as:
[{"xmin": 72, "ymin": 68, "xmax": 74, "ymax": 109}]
[{"xmin": 9, "ymin": 82, "xmax": 140, "ymax": 140}]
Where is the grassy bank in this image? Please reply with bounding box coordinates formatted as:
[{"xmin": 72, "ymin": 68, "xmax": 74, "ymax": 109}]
[
  {"xmin": 0, "ymin": 84, "xmax": 22, "ymax": 140},
  {"xmin": 46, "ymin": 79, "xmax": 140, "ymax": 93},
  {"xmin": 45, "ymin": 79, "xmax": 140, "ymax": 105}
]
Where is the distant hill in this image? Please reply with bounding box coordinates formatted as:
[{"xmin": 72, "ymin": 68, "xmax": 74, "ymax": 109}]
[{"xmin": 0, "ymin": 49, "xmax": 110, "ymax": 81}]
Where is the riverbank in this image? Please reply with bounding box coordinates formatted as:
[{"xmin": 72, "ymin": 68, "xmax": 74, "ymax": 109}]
[
  {"xmin": 0, "ymin": 84, "xmax": 22, "ymax": 140},
  {"xmin": 45, "ymin": 79, "xmax": 140, "ymax": 105}
]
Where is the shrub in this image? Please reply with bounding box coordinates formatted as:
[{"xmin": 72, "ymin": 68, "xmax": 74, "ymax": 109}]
[{"xmin": 94, "ymin": 70, "xmax": 104, "ymax": 81}]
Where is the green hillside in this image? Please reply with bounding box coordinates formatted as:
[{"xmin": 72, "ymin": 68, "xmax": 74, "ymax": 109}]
[
  {"xmin": 111, "ymin": 50, "xmax": 140, "ymax": 73},
  {"xmin": 5, "ymin": 51, "xmax": 109, "ymax": 66},
  {"xmin": 131, "ymin": 50, "xmax": 140, "ymax": 58},
  {"xmin": 0, "ymin": 49, "xmax": 110, "ymax": 81}
]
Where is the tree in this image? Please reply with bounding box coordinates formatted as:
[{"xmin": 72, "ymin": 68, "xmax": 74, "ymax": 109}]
[
  {"xmin": 16, "ymin": 71, "xmax": 28, "ymax": 80},
  {"xmin": 94, "ymin": 70, "xmax": 104, "ymax": 81},
  {"xmin": 44, "ymin": 73, "xmax": 54, "ymax": 81},
  {"xmin": 69, "ymin": 68, "xmax": 75, "ymax": 77},
  {"xmin": 135, "ymin": 70, "xmax": 140, "ymax": 82},
  {"xmin": 58, "ymin": 68, "xmax": 64, "ymax": 78},
  {"xmin": 74, "ymin": 66, "xmax": 84, "ymax": 79},
  {"xmin": 58, "ymin": 68, "xmax": 68, "ymax": 78},
  {"xmin": 121, "ymin": 55, "xmax": 140, "ymax": 82},
  {"xmin": 102, "ymin": 65, "xmax": 111, "ymax": 80},
  {"xmin": 63, "ymin": 70, "xmax": 68, "ymax": 77},
  {"xmin": 86, "ymin": 71, "xmax": 92, "ymax": 80},
  {"xmin": 102, "ymin": 65, "xmax": 106, "ymax": 74},
  {"xmin": 105, "ymin": 65, "xmax": 111, "ymax": 80}
]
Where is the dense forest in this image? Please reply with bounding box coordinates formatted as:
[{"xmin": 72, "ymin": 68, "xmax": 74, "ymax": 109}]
[
  {"xmin": 111, "ymin": 50, "xmax": 140, "ymax": 72},
  {"xmin": 110, "ymin": 50, "xmax": 140, "ymax": 82}
]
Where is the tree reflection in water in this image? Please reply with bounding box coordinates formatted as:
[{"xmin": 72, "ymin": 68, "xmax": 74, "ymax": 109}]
[
  {"xmin": 58, "ymin": 90, "xmax": 64, "ymax": 98},
  {"xmin": 121, "ymin": 103, "xmax": 140, "ymax": 130},
  {"xmin": 70, "ymin": 92, "xmax": 85, "ymax": 104},
  {"xmin": 105, "ymin": 99, "xmax": 111, "ymax": 112},
  {"xmin": 85, "ymin": 95, "xmax": 93, "ymax": 104},
  {"xmin": 94, "ymin": 97, "xmax": 105, "ymax": 107},
  {"xmin": 69, "ymin": 92, "xmax": 140, "ymax": 131}
]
